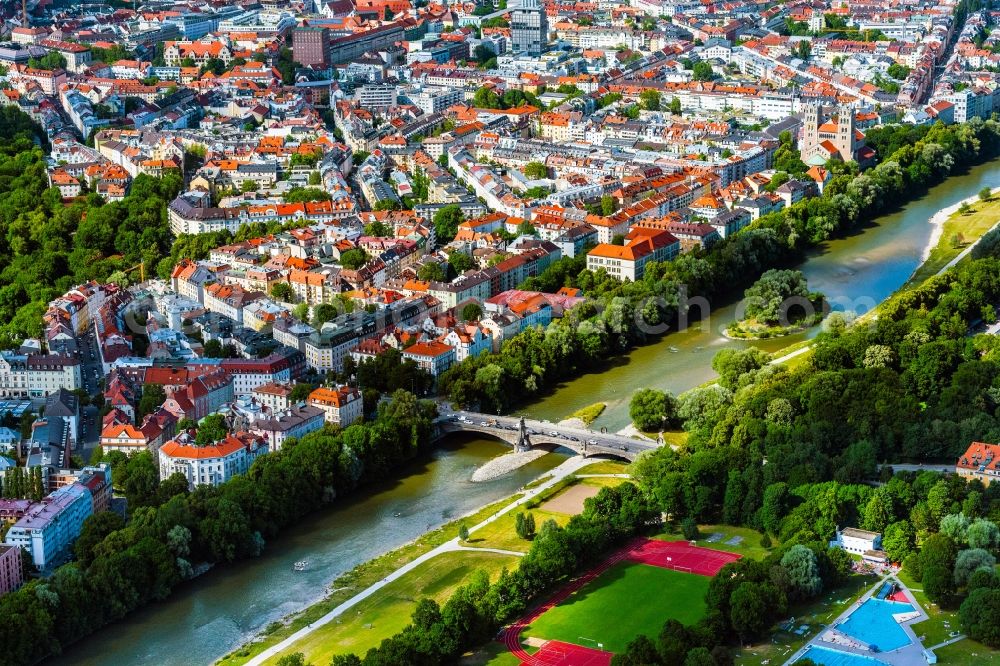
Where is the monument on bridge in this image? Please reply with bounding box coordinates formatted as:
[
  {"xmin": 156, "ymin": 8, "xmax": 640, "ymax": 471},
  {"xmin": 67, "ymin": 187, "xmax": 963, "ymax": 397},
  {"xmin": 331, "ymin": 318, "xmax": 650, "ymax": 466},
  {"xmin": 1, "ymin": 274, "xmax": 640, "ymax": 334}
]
[{"xmin": 515, "ymin": 416, "xmax": 532, "ymax": 452}]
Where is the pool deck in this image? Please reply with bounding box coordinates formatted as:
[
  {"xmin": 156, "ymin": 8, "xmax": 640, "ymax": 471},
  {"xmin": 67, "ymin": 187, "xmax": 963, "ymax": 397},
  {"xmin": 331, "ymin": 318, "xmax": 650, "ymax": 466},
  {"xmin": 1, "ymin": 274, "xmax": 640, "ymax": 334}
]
[{"xmin": 783, "ymin": 575, "xmax": 931, "ymax": 666}]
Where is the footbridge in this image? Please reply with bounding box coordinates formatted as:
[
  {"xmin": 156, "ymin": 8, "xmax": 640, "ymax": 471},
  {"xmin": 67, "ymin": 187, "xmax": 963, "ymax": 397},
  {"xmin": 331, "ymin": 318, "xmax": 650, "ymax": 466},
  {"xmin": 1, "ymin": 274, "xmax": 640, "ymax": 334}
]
[{"xmin": 433, "ymin": 409, "xmax": 661, "ymax": 462}]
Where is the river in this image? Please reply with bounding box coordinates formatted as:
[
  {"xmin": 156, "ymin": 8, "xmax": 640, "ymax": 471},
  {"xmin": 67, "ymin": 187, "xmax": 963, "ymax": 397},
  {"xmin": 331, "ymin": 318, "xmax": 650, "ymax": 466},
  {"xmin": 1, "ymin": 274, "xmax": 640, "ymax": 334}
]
[
  {"xmin": 56, "ymin": 159, "xmax": 1000, "ymax": 666},
  {"xmin": 49, "ymin": 436, "xmax": 566, "ymax": 666},
  {"xmin": 524, "ymin": 159, "xmax": 1000, "ymax": 432}
]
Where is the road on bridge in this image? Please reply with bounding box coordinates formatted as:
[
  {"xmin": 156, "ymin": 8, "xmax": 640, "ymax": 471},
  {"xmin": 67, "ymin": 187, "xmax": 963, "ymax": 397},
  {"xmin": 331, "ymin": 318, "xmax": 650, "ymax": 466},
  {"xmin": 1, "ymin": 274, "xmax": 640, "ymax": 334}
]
[{"xmin": 435, "ymin": 408, "xmax": 662, "ymax": 460}]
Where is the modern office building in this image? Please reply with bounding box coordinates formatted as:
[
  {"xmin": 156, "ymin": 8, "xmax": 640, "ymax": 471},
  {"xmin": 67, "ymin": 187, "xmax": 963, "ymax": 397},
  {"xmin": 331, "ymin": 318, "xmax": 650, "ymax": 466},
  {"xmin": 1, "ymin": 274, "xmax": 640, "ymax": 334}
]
[
  {"xmin": 510, "ymin": 0, "xmax": 547, "ymax": 56},
  {"xmin": 294, "ymin": 26, "xmax": 330, "ymax": 68}
]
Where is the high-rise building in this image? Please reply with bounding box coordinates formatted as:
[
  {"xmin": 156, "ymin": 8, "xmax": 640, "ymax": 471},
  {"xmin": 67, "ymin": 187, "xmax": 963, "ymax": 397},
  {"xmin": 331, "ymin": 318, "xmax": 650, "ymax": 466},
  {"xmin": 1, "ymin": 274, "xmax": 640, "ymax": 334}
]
[
  {"xmin": 510, "ymin": 0, "xmax": 547, "ymax": 56},
  {"xmin": 294, "ymin": 26, "xmax": 330, "ymax": 68}
]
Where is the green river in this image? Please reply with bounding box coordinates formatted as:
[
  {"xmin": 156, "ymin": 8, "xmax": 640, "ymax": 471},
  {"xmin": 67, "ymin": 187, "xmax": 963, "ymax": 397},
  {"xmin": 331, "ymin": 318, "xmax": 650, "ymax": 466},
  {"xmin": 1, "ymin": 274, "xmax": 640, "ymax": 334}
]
[{"xmin": 48, "ymin": 159, "xmax": 1000, "ymax": 665}]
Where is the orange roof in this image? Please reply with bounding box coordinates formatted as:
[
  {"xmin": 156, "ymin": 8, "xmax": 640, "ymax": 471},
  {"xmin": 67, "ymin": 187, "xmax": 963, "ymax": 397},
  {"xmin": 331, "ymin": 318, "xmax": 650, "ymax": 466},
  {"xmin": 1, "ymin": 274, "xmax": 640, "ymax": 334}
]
[
  {"xmin": 404, "ymin": 340, "xmax": 453, "ymax": 357},
  {"xmin": 160, "ymin": 434, "xmax": 246, "ymax": 459}
]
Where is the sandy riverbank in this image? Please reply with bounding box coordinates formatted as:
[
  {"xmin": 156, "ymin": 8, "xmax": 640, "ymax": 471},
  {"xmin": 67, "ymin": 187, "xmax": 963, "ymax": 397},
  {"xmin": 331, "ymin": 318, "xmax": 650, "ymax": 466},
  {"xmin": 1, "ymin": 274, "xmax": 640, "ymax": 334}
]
[
  {"xmin": 471, "ymin": 449, "xmax": 550, "ymax": 482},
  {"xmin": 921, "ymin": 186, "xmax": 996, "ymax": 263}
]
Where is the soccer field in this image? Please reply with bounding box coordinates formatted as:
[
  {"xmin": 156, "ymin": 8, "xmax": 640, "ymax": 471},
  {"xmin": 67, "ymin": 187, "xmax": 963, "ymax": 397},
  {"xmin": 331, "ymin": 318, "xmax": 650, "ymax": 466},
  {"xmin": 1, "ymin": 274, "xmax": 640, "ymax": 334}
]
[{"xmin": 522, "ymin": 561, "xmax": 710, "ymax": 654}]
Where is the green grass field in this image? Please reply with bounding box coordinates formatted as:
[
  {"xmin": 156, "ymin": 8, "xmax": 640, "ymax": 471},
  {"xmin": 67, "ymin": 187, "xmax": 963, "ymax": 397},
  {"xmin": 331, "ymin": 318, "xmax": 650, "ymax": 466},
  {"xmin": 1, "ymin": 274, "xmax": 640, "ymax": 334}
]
[
  {"xmin": 522, "ymin": 561, "xmax": 710, "ymax": 654},
  {"xmin": 220, "ymin": 495, "xmax": 520, "ymax": 666},
  {"xmin": 654, "ymin": 524, "xmax": 773, "ymax": 561},
  {"xmin": 576, "ymin": 460, "xmax": 629, "ymax": 475},
  {"xmin": 270, "ymin": 550, "xmax": 517, "ymax": 665},
  {"xmin": 906, "ymin": 194, "xmax": 1000, "ymax": 287}
]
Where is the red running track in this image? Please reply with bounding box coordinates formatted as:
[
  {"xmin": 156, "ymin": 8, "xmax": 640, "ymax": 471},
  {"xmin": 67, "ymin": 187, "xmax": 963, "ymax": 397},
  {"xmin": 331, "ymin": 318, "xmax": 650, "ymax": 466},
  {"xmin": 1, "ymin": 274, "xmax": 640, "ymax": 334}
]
[
  {"xmin": 501, "ymin": 541, "xmax": 635, "ymax": 664},
  {"xmin": 500, "ymin": 538, "xmax": 742, "ymax": 664},
  {"xmin": 529, "ymin": 640, "xmax": 613, "ymax": 666}
]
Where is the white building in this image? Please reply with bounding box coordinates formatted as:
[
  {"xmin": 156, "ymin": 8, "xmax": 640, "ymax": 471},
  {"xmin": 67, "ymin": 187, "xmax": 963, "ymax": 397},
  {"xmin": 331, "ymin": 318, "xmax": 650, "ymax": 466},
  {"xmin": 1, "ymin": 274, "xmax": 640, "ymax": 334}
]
[
  {"xmin": 158, "ymin": 432, "xmax": 267, "ymax": 489},
  {"xmin": 837, "ymin": 527, "xmax": 882, "ymax": 555},
  {"xmin": 0, "ymin": 352, "xmax": 82, "ymax": 399},
  {"xmin": 307, "ymin": 385, "xmax": 363, "ymax": 426}
]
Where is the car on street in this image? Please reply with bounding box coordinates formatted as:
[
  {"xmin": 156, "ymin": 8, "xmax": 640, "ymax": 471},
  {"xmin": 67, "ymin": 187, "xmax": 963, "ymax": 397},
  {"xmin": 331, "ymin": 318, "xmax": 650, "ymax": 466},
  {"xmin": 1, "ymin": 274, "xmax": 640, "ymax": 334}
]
[
  {"xmin": 548, "ymin": 431, "xmax": 558, "ymax": 437},
  {"xmin": 587, "ymin": 439, "xmax": 598, "ymax": 445}
]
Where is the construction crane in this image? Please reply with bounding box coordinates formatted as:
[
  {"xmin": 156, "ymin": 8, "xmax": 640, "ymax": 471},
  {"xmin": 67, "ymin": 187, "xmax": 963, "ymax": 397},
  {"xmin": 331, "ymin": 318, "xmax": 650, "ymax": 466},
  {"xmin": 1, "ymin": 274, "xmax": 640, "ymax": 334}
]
[{"xmin": 123, "ymin": 262, "xmax": 145, "ymax": 283}]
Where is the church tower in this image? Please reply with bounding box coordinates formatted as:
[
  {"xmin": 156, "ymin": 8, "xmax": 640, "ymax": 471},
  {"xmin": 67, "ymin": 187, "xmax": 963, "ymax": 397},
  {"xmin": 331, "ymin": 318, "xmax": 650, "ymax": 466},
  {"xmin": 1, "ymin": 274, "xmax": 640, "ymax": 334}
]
[
  {"xmin": 802, "ymin": 103, "xmax": 820, "ymax": 161},
  {"xmin": 836, "ymin": 106, "xmax": 856, "ymax": 161}
]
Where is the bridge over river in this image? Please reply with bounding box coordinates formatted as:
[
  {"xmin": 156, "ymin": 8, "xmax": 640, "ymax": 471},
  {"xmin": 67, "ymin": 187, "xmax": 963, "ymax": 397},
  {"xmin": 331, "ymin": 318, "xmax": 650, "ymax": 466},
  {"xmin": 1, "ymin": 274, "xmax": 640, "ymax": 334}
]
[{"xmin": 433, "ymin": 408, "xmax": 661, "ymax": 461}]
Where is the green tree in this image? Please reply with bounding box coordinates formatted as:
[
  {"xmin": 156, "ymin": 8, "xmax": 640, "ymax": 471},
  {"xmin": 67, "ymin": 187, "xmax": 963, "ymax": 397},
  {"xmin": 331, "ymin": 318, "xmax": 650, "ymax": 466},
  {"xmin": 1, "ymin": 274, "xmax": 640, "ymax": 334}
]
[
  {"xmin": 780, "ymin": 544, "xmax": 823, "ymax": 600},
  {"xmin": 417, "ymin": 262, "xmax": 445, "ymax": 282},
  {"xmin": 882, "ymin": 520, "xmax": 915, "ymax": 562},
  {"xmin": 339, "ymin": 248, "xmax": 368, "ymax": 270},
  {"xmin": 74, "ymin": 512, "xmax": 126, "ymax": 568},
  {"xmin": 955, "ymin": 548, "xmax": 996, "ymax": 588},
  {"xmin": 433, "ymin": 204, "xmax": 464, "ymax": 243},
  {"xmin": 313, "ymin": 303, "xmax": 339, "ymax": 328},
  {"xmin": 742, "ymin": 269, "xmax": 813, "ymax": 324},
  {"xmin": 681, "ymin": 517, "xmax": 699, "ymax": 540},
  {"xmin": 515, "ymin": 512, "xmax": 536, "ymax": 540},
  {"xmin": 968, "ymin": 519, "xmax": 1000, "ymax": 550},
  {"xmin": 669, "ymin": 97, "xmax": 682, "ymax": 115},
  {"xmin": 692, "ymin": 61, "xmax": 715, "ymax": 81},
  {"xmin": 270, "ymin": 282, "xmax": 294, "ymax": 302},
  {"xmin": 461, "ymin": 303, "xmax": 483, "ymax": 321},
  {"xmin": 138, "ymin": 384, "xmax": 166, "ymax": 419},
  {"xmin": 284, "ymin": 187, "xmax": 331, "ymax": 203},
  {"xmin": 639, "ymin": 89, "xmax": 661, "ymax": 111},
  {"xmin": 195, "ymin": 414, "xmax": 228, "ymax": 447},
  {"xmin": 961, "ymin": 588, "xmax": 1000, "ymax": 646},
  {"xmin": 448, "ymin": 251, "xmax": 475, "ymax": 275},
  {"xmin": 458, "ymin": 523, "xmax": 469, "ymax": 541},
  {"xmin": 629, "ymin": 388, "xmax": 677, "ymax": 431},
  {"xmin": 524, "ymin": 161, "xmax": 548, "ymax": 179}
]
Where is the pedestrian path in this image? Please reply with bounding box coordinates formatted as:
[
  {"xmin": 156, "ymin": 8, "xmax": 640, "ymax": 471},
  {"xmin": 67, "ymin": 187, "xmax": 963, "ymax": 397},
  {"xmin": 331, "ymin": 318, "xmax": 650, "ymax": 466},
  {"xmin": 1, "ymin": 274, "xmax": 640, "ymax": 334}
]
[{"xmin": 244, "ymin": 456, "xmax": 593, "ymax": 666}]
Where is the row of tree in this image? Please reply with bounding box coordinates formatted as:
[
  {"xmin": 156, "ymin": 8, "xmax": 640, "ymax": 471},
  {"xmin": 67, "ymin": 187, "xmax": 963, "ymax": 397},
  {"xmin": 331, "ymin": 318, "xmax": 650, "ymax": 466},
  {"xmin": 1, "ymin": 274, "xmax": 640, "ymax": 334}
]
[{"xmin": 0, "ymin": 391, "xmax": 437, "ymax": 665}]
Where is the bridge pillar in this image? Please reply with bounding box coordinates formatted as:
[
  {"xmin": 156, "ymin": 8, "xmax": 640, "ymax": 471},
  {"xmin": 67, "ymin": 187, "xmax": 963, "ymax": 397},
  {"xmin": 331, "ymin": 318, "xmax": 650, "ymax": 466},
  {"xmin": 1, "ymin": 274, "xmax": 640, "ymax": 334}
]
[{"xmin": 515, "ymin": 416, "xmax": 532, "ymax": 452}]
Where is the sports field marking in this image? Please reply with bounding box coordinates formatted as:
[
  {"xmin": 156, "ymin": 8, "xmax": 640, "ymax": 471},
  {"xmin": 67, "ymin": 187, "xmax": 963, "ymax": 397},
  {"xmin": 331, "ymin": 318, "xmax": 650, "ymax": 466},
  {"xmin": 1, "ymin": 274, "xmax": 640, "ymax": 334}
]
[
  {"xmin": 528, "ymin": 640, "xmax": 612, "ymax": 666},
  {"xmin": 628, "ymin": 537, "xmax": 741, "ymax": 576}
]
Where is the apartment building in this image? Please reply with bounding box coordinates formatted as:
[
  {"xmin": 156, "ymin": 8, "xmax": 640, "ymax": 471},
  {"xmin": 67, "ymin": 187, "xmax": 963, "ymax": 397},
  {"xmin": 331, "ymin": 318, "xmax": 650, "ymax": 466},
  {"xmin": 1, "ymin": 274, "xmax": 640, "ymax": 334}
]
[
  {"xmin": 308, "ymin": 385, "xmax": 363, "ymax": 426},
  {"xmin": 4, "ymin": 483, "xmax": 93, "ymax": 569},
  {"xmin": 250, "ymin": 404, "xmax": 325, "ymax": 451},
  {"xmin": 158, "ymin": 431, "xmax": 267, "ymax": 489}
]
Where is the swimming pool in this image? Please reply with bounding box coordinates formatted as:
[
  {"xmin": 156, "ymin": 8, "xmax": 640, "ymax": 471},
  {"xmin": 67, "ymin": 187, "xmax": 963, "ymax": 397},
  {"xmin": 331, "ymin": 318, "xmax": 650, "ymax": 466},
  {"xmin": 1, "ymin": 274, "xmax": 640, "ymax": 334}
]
[
  {"xmin": 800, "ymin": 646, "xmax": 882, "ymax": 665},
  {"xmin": 837, "ymin": 598, "xmax": 913, "ymax": 652}
]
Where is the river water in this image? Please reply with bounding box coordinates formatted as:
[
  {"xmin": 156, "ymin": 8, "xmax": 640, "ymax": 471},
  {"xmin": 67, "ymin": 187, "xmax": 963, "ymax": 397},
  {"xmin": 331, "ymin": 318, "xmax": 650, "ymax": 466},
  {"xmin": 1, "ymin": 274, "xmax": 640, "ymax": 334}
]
[
  {"xmin": 50, "ymin": 436, "xmax": 566, "ymax": 666},
  {"xmin": 54, "ymin": 160, "xmax": 1000, "ymax": 666},
  {"xmin": 525, "ymin": 160, "xmax": 1000, "ymax": 432}
]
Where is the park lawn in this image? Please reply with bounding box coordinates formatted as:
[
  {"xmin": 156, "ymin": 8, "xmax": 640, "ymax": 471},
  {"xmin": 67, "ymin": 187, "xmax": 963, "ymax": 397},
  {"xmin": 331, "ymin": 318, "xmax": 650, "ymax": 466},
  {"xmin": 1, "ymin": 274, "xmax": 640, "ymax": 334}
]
[
  {"xmin": 270, "ymin": 550, "xmax": 518, "ymax": 666},
  {"xmin": 219, "ymin": 494, "xmax": 521, "ymax": 666},
  {"xmin": 660, "ymin": 430, "xmax": 689, "ymax": 448},
  {"xmin": 736, "ymin": 574, "xmax": 873, "ymax": 666},
  {"xmin": 576, "ymin": 460, "xmax": 629, "ymax": 475},
  {"xmin": 523, "ymin": 561, "xmax": 710, "ymax": 654},
  {"xmin": 654, "ymin": 524, "xmax": 773, "ymax": 561},
  {"xmin": 934, "ymin": 638, "xmax": 1000, "ymax": 664},
  {"xmin": 579, "ymin": 475, "xmax": 629, "ymax": 490},
  {"xmin": 465, "ymin": 478, "xmax": 619, "ymax": 553},
  {"xmin": 896, "ymin": 570, "xmax": 965, "ymax": 648},
  {"xmin": 464, "ymin": 506, "xmax": 568, "ymax": 552},
  {"xmin": 906, "ymin": 194, "xmax": 1000, "ymax": 287}
]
